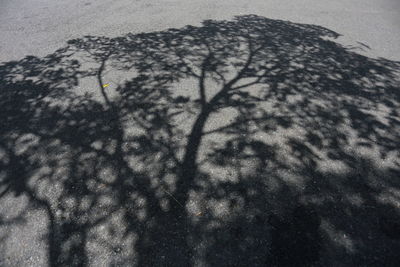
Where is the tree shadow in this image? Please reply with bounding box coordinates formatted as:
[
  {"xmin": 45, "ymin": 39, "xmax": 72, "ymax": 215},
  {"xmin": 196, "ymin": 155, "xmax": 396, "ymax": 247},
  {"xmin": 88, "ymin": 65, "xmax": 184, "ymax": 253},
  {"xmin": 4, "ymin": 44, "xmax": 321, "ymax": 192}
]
[{"xmin": 1, "ymin": 15, "xmax": 400, "ymax": 266}]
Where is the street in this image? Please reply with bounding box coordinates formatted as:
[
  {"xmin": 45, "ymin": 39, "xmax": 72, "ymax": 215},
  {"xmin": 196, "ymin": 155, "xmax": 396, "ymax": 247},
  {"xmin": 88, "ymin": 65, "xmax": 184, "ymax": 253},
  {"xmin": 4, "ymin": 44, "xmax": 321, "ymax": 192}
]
[{"xmin": 1, "ymin": 1, "xmax": 400, "ymax": 266}]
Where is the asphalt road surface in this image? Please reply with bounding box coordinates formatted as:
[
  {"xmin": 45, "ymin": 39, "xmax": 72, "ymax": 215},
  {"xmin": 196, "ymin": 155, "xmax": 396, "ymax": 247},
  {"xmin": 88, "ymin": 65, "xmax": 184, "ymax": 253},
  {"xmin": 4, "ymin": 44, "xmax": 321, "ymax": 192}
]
[{"xmin": 1, "ymin": 0, "xmax": 400, "ymax": 266}]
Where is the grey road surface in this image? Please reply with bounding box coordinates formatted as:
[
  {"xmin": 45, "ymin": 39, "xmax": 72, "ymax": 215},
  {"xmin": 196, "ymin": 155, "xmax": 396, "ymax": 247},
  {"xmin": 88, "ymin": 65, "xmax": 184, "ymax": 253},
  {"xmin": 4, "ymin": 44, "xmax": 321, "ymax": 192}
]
[
  {"xmin": 1, "ymin": 0, "xmax": 399, "ymax": 266},
  {"xmin": 1, "ymin": 0, "xmax": 400, "ymax": 61}
]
